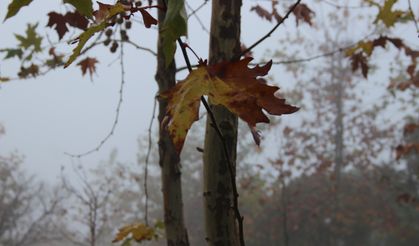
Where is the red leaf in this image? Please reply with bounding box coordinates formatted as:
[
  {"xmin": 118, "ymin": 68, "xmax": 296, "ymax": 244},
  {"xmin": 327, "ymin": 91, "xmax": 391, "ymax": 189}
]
[
  {"xmin": 47, "ymin": 12, "xmax": 69, "ymax": 40},
  {"xmin": 251, "ymin": 5, "xmax": 273, "ymax": 22},
  {"xmin": 292, "ymin": 3, "xmax": 314, "ymax": 26},
  {"xmin": 47, "ymin": 11, "xmax": 89, "ymax": 40},
  {"xmin": 77, "ymin": 57, "xmax": 98, "ymax": 79},
  {"xmin": 65, "ymin": 11, "xmax": 89, "ymax": 30},
  {"xmin": 139, "ymin": 9, "xmax": 158, "ymax": 28},
  {"xmin": 350, "ymin": 52, "xmax": 369, "ymax": 78}
]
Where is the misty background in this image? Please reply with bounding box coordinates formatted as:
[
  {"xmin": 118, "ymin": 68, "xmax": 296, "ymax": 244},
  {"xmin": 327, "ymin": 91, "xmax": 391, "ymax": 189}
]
[{"xmin": 1, "ymin": 0, "xmax": 418, "ymax": 245}]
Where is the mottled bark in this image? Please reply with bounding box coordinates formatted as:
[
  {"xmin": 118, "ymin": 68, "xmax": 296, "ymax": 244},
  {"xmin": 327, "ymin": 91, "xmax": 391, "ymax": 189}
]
[
  {"xmin": 155, "ymin": 1, "xmax": 189, "ymax": 245},
  {"xmin": 203, "ymin": 1, "xmax": 242, "ymax": 245}
]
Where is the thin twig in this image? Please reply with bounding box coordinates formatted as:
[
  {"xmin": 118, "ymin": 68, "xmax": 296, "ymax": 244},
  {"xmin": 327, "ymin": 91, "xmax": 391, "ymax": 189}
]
[
  {"xmin": 407, "ymin": 0, "xmax": 419, "ymax": 36},
  {"xmin": 177, "ymin": 38, "xmax": 246, "ymax": 246},
  {"xmin": 187, "ymin": 0, "xmax": 208, "ymax": 19},
  {"xmin": 319, "ymin": 0, "xmax": 367, "ymax": 9},
  {"xmin": 144, "ymin": 95, "xmax": 157, "ymax": 225},
  {"xmin": 176, "ymin": 31, "xmax": 377, "ymax": 73},
  {"xmin": 81, "ymin": 39, "xmax": 157, "ymax": 57},
  {"xmin": 186, "ymin": 1, "xmax": 210, "ymax": 34},
  {"xmin": 65, "ymin": 41, "xmax": 126, "ymax": 158},
  {"xmin": 240, "ymin": 0, "xmax": 302, "ymax": 58}
]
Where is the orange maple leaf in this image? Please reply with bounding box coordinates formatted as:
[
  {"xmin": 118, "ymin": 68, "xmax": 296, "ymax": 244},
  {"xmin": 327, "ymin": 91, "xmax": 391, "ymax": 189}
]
[{"xmin": 161, "ymin": 57, "xmax": 299, "ymax": 153}]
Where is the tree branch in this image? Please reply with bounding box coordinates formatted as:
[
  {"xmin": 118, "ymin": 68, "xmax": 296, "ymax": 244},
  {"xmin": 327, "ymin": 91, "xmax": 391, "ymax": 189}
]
[
  {"xmin": 239, "ymin": 0, "xmax": 302, "ymax": 58},
  {"xmin": 65, "ymin": 41, "xmax": 126, "ymax": 158}
]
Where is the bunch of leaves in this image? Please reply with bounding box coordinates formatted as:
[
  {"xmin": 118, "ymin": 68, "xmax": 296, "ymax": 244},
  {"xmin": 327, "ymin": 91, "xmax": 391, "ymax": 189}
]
[
  {"xmin": 364, "ymin": 0, "xmax": 413, "ymax": 28},
  {"xmin": 112, "ymin": 221, "xmax": 164, "ymax": 245},
  {"xmin": 47, "ymin": 11, "xmax": 89, "ymax": 40},
  {"xmin": 251, "ymin": 1, "xmax": 314, "ymax": 26},
  {"xmin": 345, "ymin": 36, "xmax": 419, "ymax": 81},
  {"xmin": 250, "ymin": 0, "xmax": 282, "ymax": 23},
  {"xmin": 0, "ymin": 24, "xmax": 70, "ymax": 81},
  {"xmin": 64, "ymin": 1, "xmax": 158, "ymax": 67},
  {"xmin": 4, "ymin": 0, "xmax": 94, "ymax": 21},
  {"xmin": 161, "ymin": 57, "xmax": 298, "ymax": 153}
]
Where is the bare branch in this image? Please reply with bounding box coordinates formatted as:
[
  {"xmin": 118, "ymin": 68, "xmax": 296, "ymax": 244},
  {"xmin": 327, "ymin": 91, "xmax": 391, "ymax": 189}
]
[
  {"xmin": 144, "ymin": 95, "xmax": 157, "ymax": 225},
  {"xmin": 240, "ymin": 0, "xmax": 302, "ymax": 58},
  {"xmin": 65, "ymin": 41, "xmax": 127, "ymax": 158}
]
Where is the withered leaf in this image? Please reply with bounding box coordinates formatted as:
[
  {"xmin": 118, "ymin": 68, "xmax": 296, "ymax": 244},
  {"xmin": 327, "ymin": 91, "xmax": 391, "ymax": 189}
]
[
  {"xmin": 47, "ymin": 11, "xmax": 89, "ymax": 40},
  {"xmin": 93, "ymin": 2, "xmax": 115, "ymax": 23},
  {"xmin": 77, "ymin": 57, "xmax": 98, "ymax": 79},
  {"xmin": 292, "ymin": 3, "xmax": 314, "ymax": 26},
  {"xmin": 112, "ymin": 223, "xmax": 155, "ymax": 243},
  {"xmin": 161, "ymin": 57, "xmax": 299, "ymax": 153},
  {"xmin": 139, "ymin": 9, "xmax": 158, "ymax": 28},
  {"xmin": 18, "ymin": 64, "xmax": 39, "ymax": 78},
  {"xmin": 65, "ymin": 11, "xmax": 89, "ymax": 30},
  {"xmin": 47, "ymin": 12, "xmax": 69, "ymax": 40},
  {"xmin": 350, "ymin": 52, "xmax": 369, "ymax": 78},
  {"xmin": 251, "ymin": 5, "xmax": 273, "ymax": 22}
]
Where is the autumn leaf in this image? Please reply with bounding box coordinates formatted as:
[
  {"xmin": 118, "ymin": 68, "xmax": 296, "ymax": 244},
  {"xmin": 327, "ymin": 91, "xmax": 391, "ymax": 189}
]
[
  {"xmin": 366, "ymin": 0, "xmax": 412, "ymax": 27},
  {"xmin": 47, "ymin": 11, "xmax": 89, "ymax": 40},
  {"xmin": 93, "ymin": 2, "xmax": 115, "ymax": 23},
  {"xmin": 4, "ymin": 0, "xmax": 34, "ymax": 21},
  {"xmin": 251, "ymin": 5, "xmax": 273, "ymax": 22},
  {"xmin": 64, "ymin": 3, "xmax": 125, "ymax": 68},
  {"xmin": 65, "ymin": 11, "xmax": 89, "ymax": 30},
  {"xmin": 139, "ymin": 9, "xmax": 158, "ymax": 28},
  {"xmin": 112, "ymin": 223, "xmax": 156, "ymax": 243},
  {"xmin": 350, "ymin": 52, "xmax": 369, "ymax": 78},
  {"xmin": 161, "ymin": 0, "xmax": 188, "ymax": 65},
  {"xmin": 47, "ymin": 12, "xmax": 69, "ymax": 40},
  {"xmin": 292, "ymin": 3, "xmax": 314, "ymax": 26},
  {"xmin": 45, "ymin": 48, "xmax": 64, "ymax": 68},
  {"xmin": 346, "ymin": 36, "xmax": 419, "ymax": 79},
  {"xmin": 161, "ymin": 57, "xmax": 299, "ymax": 153},
  {"xmin": 18, "ymin": 64, "xmax": 39, "ymax": 78},
  {"xmin": 64, "ymin": 0, "xmax": 94, "ymax": 18},
  {"xmin": 77, "ymin": 57, "xmax": 98, "ymax": 79}
]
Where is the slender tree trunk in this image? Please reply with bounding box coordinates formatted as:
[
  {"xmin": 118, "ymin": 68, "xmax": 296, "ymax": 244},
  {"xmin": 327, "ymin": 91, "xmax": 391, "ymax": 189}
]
[
  {"xmin": 332, "ymin": 53, "xmax": 346, "ymax": 246},
  {"xmin": 155, "ymin": 1, "xmax": 189, "ymax": 245},
  {"xmin": 203, "ymin": 1, "xmax": 242, "ymax": 245}
]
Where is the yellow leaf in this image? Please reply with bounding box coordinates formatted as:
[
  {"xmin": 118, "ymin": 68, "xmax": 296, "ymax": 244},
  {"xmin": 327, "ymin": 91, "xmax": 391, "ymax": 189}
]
[
  {"xmin": 345, "ymin": 41, "xmax": 373, "ymax": 57},
  {"xmin": 161, "ymin": 57, "xmax": 298, "ymax": 153},
  {"xmin": 371, "ymin": 0, "xmax": 411, "ymax": 27},
  {"xmin": 112, "ymin": 223, "xmax": 155, "ymax": 243}
]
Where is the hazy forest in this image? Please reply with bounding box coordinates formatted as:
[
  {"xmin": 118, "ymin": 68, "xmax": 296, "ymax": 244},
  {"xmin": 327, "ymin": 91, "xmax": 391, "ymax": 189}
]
[{"xmin": 0, "ymin": 0, "xmax": 418, "ymax": 245}]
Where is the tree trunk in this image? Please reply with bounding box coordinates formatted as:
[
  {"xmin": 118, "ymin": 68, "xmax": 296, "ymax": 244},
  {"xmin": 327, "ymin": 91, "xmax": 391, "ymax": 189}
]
[
  {"xmin": 203, "ymin": 1, "xmax": 242, "ymax": 245},
  {"xmin": 155, "ymin": 1, "xmax": 189, "ymax": 245}
]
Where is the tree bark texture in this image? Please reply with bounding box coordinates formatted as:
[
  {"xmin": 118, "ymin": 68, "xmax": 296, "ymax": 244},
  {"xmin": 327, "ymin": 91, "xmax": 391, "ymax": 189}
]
[
  {"xmin": 203, "ymin": 1, "xmax": 242, "ymax": 245},
  {"xmin": 155, "ymin": 1, "xmax": 189, "ymax": 245}
]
